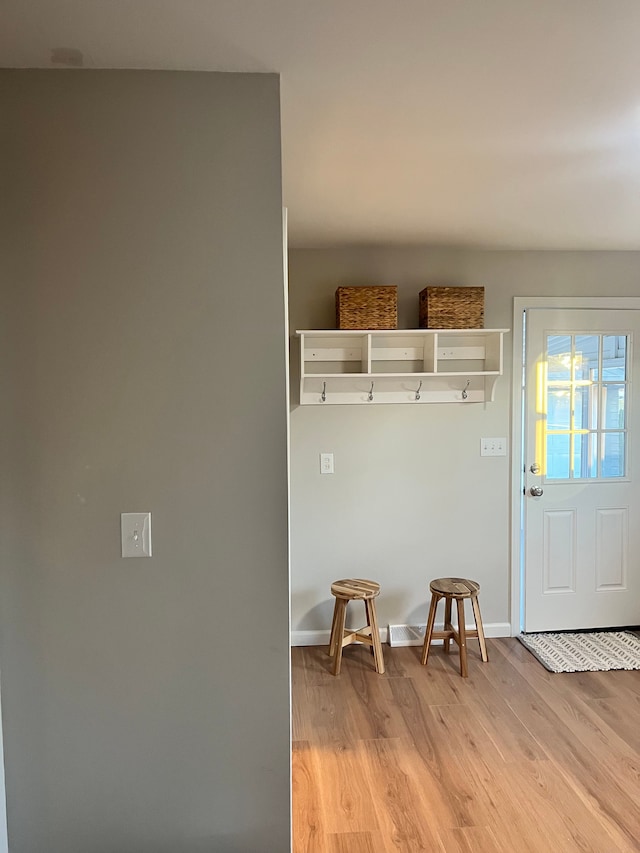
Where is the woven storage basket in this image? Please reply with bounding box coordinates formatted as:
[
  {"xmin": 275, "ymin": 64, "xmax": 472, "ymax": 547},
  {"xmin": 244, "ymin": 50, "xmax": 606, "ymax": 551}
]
[
  {"xmin": 336, "ymin": 286, "xmax": 398, "ymax": 330},
  {"xmin": 419, "ymin": 286, "xmax": 484, "ymax": 329}
]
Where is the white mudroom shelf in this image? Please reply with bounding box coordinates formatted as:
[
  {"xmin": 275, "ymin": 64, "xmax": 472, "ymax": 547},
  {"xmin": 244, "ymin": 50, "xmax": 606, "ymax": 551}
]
[{"xmin": 297, "ymin": 328, "xmax": 508, "ymax": 405}]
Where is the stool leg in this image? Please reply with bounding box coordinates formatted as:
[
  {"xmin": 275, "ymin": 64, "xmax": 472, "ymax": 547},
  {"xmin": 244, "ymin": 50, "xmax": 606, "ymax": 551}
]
[
  {"xmin": 420, "ymin": 593, "xmax": 439, "ymax": 665},
  {"xmin": 443, "ymin": 596, "xmax": 453, "ymax": 654},
  {"xmin": 363, "ymin": 599, "xmax": 375, "ymax": 658},
  {"xmin": 366, "ymin": 598, "xmax": 385, "ymax": 675},
  {"xmin": 456, "ymin": 598, "xmax": 468, "ymax": 677},
  {"xmin": 332, "ymin": 598, "xmax": 347, "ymax": 676},
  {"xmin": 471, "ymin": 594, "xmax": 489, "ymax": 662},
  {"xmin": 328, "ymin": 597, "xmax": 340, "ymax": 657}
]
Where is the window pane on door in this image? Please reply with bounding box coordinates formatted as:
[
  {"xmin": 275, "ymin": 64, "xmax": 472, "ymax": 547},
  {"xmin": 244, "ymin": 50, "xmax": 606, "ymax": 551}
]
[
  {"xmin": 547, "ymin": 434, "xmax": 570, "ymax": 479},
  {"xmin": 547, "ymin": 336, "xmax": 571, "ymax": 380},
  {"xmin": 602, "ymin": 335, "xmax": 627, "ymax": 380},
  {"xmin": 575, "ymin": 335, "xmax": 599, "ymax": 381},
  {"xmin": 547, "ymin": 388, "xmax": 571, "ymax": 430},
  {"xmin": 574, "ymin": 386, "xmax": 597, "ymax": 430},
  {"xmin": 602, "ymin": 384, "xmax": 625, "ymax": 429},
  {"xmin": 602, "ymin": 433, "xmax": 625, "ymax": 478},
  {"xmin": 587, "ymin": 432, "xmax": 598, "ymax": 478}
]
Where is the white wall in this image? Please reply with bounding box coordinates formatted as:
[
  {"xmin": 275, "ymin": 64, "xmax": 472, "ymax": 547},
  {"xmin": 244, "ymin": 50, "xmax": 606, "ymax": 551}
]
[
  {"xmin": 0, "ymin": 70, "xmax": 290, "ymax": 853},
  {"xmin": 289, "ymin": 247, "xmax": 640, "ymax": 639}
]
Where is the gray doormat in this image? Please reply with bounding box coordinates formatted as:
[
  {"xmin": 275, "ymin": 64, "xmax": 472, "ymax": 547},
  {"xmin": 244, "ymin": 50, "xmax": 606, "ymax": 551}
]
[{"xmin": 518, "ymin": 630, "xmax": 640, "ymax": 673}]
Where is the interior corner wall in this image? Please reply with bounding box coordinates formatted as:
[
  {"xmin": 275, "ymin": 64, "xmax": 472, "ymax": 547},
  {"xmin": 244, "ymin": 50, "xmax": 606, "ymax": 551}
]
[
  {"xmin": 0, "ymin": 70, "xmax": 290, "ymax": 853},
  {"xmin": 288, "ymin": 247, "xmax": 640, "ymax": 639}
]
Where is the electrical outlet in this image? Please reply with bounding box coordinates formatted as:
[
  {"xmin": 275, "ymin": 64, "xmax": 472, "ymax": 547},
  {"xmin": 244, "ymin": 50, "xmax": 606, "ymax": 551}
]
[
  {"xmin": 320, "ymin": 452, "xmax": 334, "ymax": 474},
  {"xmin": 480, "ymin": 437, "xmax": 507, "ymax": 457}
]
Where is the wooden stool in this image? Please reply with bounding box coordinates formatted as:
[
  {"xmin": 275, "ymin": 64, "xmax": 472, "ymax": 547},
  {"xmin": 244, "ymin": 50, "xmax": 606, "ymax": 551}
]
[
  {"xmin": 420, "ymin": 578, "xmax": 488, "ymax": 677},
  {"xmin": 328, "ymin": 579, "xmax": 385, "ymax": 676}
]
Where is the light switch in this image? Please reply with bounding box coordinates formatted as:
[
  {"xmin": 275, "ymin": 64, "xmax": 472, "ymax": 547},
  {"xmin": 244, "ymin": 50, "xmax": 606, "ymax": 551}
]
[
  {"xmin": 480, "ymin": 437, "xmax": 507, "ymax": 457},
  {"xmin": 121, "ymin": 512, "xmax": 152, "ymax": 558},
  {"xmin": 320, "ymin": 453, "xmax": 334, "ymax": 474}
]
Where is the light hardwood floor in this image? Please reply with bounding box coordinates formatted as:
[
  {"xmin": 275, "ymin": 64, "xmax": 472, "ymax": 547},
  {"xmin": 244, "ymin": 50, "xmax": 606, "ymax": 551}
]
[{"xmin": 292, "ymin": 638, "xmax": 640, "ymax": 852}]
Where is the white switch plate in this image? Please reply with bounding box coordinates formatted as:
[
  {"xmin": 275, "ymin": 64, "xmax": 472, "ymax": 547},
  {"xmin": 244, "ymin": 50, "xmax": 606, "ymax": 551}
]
[
  {"xmin": 320, "ymin": 452, "xmax": 334, "ymax": 474},
  {"xmin": 121, "ymin": 512, "xmax": 152, "ymax": 558},
  {"xmin": 480, "ymin": 437, "xmax": 507, "ymax": 457}
]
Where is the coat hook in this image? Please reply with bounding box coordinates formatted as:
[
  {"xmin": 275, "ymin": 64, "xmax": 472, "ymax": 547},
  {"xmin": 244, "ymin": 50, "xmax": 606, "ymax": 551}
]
[
  {"xmin": 368, "ymin": 382, "xmax": 374, "ymax": 402},
  {"xmin": 321, "ymin": 381, "xmax": 326, "ymax": 403},
  {"xmin": 415, "ymin": 380, "xmax": 422, "ymax": 401},
  {"xmin": 462, "ymin": 380, "xmax": 470, "ymax": 400}
]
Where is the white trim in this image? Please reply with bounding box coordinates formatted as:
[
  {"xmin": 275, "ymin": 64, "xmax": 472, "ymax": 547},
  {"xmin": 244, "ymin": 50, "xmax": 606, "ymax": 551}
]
[
  {"xmin": 511, "ymin": 300, "xmax": 526, "ymax": 636},
  {"xmin": 510, "ymin": 296, "xmax": 640, "ymax": 636},
  {"xmin": 291, "ymin": 622, "xmax": 511, "ymax": 647},
  {"xmin": 282, "ymin": 207, "xmax": 293, "ymax": 853},
  {"xmin": 0, "ymin": 677, "xmax": 7, "ymax": 853},
  {"xmin": 514, "ymin": 297, "xmax": 640, "ymax": 310}
]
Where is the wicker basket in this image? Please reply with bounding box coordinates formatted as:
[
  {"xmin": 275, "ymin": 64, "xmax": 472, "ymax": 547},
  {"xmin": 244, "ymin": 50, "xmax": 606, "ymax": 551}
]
[
  {"xmin": 419, "ymin": 286, "xmax": 484, "ymax": 329},
  {"xmin": 335, "ymin": 286, "xmax": 398, "ymax": 330}
]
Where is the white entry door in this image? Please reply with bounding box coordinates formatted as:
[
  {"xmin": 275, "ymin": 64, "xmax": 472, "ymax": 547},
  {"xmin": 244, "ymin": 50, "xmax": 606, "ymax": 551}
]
[{"xmin": 524, "ymin": 308, "xmax": 640, "ymax": 632}]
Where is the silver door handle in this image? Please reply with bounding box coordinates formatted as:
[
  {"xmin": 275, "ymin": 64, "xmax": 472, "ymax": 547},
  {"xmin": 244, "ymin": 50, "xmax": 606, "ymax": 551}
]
[
  {"xmin": 530, "ymin": 487, "xmax": 544, "ymax": 497},
  {"xmin": 529, "ymin": 463, "xmax": 541, "ymax": 474}
]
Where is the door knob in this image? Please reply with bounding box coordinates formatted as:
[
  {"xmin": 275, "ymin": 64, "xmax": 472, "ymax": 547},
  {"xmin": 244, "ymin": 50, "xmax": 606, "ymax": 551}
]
[
  {"xmin": 529, "ymin": 463, "xmax": 541, "ymax": 474},
  {"xmin": 530, "ymin": 486, "xmax": 544, "ymax": 497}
]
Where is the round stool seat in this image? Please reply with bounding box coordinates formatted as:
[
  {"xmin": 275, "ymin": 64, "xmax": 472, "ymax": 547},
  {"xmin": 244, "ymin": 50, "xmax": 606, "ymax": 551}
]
[
  {"xmin": 430, "ymin": 578, "xmax": 480, "ymax": 598},
  {"xmin": 331, "ymin": 578, "xmax": 380, "ymax": 600}
]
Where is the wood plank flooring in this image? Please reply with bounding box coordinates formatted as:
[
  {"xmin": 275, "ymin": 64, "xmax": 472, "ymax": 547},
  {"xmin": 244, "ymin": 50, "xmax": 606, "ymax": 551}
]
[{"xmin": 292, "ymin": 639, "xmax": 640, "ymax": 852}]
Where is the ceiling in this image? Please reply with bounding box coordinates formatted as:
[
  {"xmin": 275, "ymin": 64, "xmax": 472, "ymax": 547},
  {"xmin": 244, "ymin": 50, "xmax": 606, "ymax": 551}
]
[{"xmin": 3, "ymin": 0, "xmax": 640, "ymax": 249}]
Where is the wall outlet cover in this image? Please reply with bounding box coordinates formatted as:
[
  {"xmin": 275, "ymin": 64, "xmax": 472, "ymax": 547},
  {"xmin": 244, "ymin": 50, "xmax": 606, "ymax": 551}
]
[{"xmin": 319, "ymin": 452, "xmax": 334, "ymax": 474}]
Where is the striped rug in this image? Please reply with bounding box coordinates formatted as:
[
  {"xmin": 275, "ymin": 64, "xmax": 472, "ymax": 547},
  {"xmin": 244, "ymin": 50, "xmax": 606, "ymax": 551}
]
[{"xmin": 518, "ymin": 630, "xmax": 640, "ymax": 673}]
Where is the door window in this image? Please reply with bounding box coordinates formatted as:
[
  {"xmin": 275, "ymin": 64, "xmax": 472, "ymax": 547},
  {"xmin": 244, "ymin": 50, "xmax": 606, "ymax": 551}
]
[{"xmin": 542, "ymin": 333, "xmax": 628, "ymax": 480}]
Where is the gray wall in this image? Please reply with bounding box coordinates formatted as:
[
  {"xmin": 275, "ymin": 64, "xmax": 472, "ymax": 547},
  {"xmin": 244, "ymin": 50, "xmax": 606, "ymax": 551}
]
[
  {"xmin": 289, "ymin": 247, "xmax": 640, "ymax": 637},
  {"xmin": 0, "ymin": 70, "xmax": 290, "ymax": 853}
]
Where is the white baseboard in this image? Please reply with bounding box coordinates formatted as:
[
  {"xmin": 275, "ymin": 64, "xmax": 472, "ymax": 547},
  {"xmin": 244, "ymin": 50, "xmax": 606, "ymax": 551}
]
[
  {"xmin": 291, "ymin": 627, "xmax": 389, "ymax": 646},
  {"xmin": 291, "ymin": 622, "xmax": 512, "ymax": 647}
]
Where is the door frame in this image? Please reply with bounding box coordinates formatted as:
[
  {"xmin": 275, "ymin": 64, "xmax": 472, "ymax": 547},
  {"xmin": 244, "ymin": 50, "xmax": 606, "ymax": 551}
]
[{"xmin": 510, "ymin": 296, "xmax": 640, "ymax": 636}]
